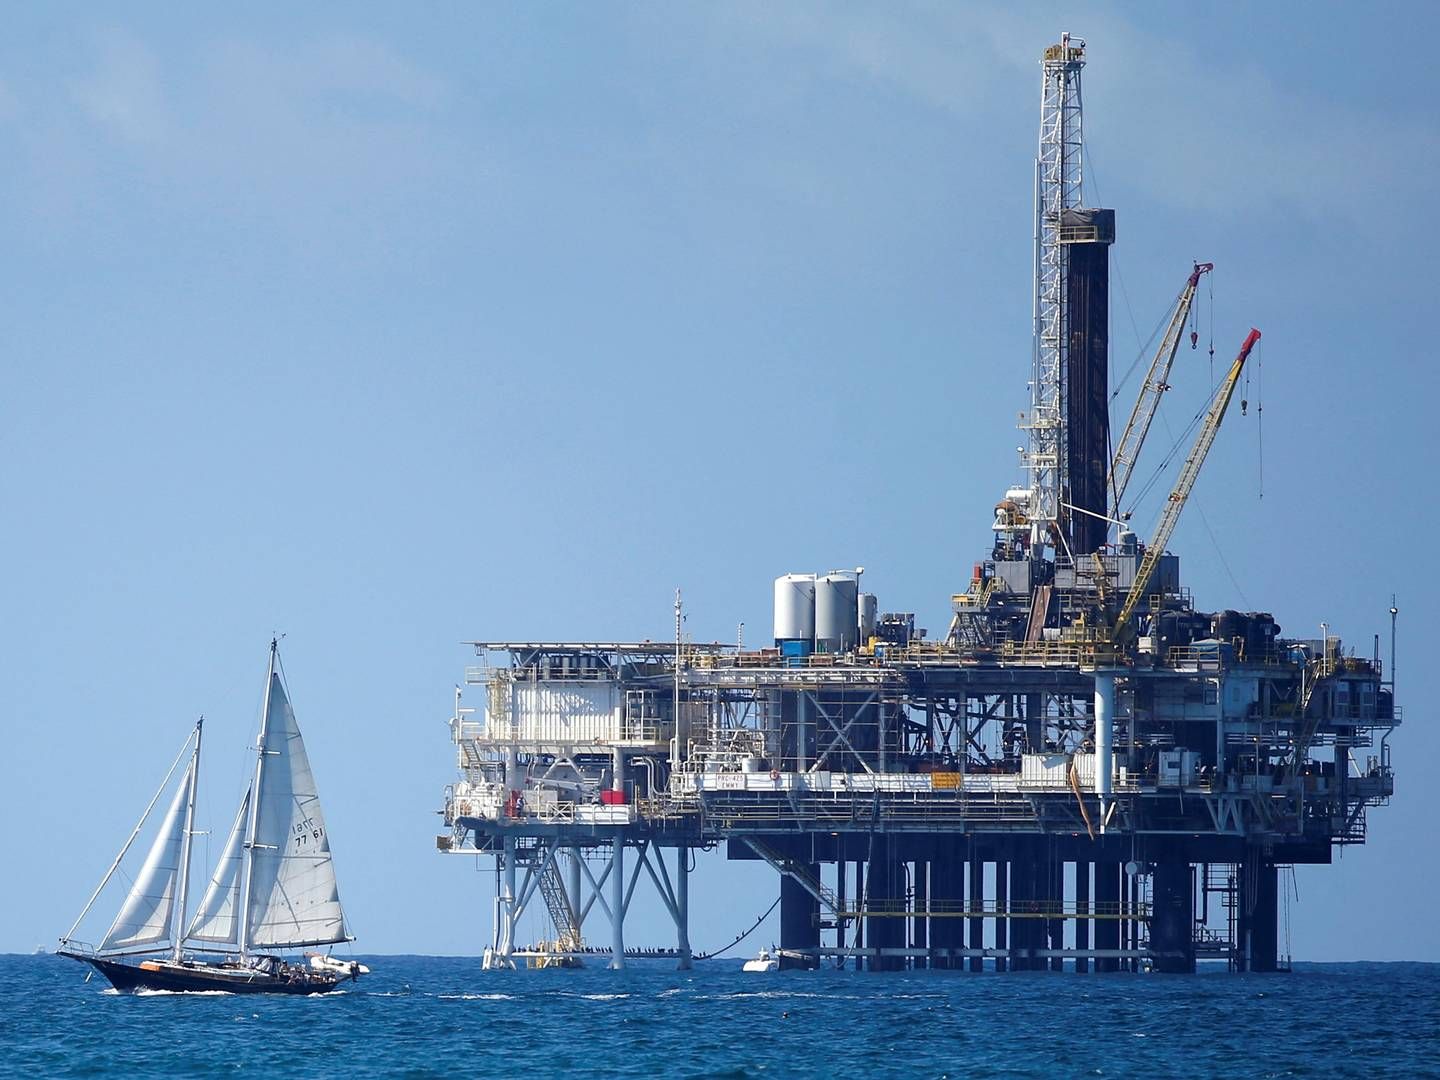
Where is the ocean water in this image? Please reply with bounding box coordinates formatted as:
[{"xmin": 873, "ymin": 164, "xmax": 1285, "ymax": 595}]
[{"xmin": 2, "ymin": 954, "xmax": 1436, "ymax": 1078}]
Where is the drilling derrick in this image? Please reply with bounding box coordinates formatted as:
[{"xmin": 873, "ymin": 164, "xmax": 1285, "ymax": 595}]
[{"xmin": 1031, "ymin": 33, "xmax": 1115, "ymax": 557}]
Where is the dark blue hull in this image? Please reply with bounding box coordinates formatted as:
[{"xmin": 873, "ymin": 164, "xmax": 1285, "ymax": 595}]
[{"xmin": 61, "ymin": 952, "xmax": 351, "ymax": 995}]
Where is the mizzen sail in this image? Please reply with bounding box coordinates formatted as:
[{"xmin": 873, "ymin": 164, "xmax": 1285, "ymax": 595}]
[
  {"xmin": 99, "ymin": 761, "xmax": 193, "ymax": 953},
  {"xmin": 244, "ymin": 673, "xmax": 347, "ymax": 949},
  {"xmin": 185, "ymin": 785, "xmax": 250, "ymax": 945}
]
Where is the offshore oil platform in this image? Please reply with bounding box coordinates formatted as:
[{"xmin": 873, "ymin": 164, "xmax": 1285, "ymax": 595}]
[{"xmin": 436, "ymin": 34, "xmax": 1398, "ymax": 973}]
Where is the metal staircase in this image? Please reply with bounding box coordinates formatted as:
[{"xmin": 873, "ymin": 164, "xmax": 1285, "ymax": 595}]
[
  {"xmin": 744, "ymin": 837, "xmax": 840, "ymax": 915},
  {"xmin": 537, "ymin": 850, "xmax": 582, "ymax": 951},
  {"xmin": 538, "ymin": 852, "xmax": 581, "ymax": 956}
]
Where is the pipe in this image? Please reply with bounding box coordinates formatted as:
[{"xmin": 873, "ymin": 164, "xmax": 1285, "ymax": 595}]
[
  {"xmin": 1094, "ymin": 671, "xmax": 1116, "ymax": 830},
  {"xmin": 501, "ymin": 835, "xmax": 517, "ymax": 961},
  {"xmin": 797, "ymin": 692, "xmax": 810, "ymax": 772},
  {"xmin": 611, "ymin": 746, "xmax": 626, "ymax": 794}
]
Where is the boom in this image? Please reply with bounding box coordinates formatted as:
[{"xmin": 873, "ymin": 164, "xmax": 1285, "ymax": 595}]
[
  {"xmin": 1112, "ymin": 327, "xmax": 1261, "ymax": 642},
  {"xmin": 1110, "ymin": 262, "xmax": 1213, "ymax": 517}
]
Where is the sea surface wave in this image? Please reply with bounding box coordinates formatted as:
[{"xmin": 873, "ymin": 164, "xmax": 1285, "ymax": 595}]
[{"xmin": 3, "ymin": 955, "xmax": 1436, "ymax": 1078}]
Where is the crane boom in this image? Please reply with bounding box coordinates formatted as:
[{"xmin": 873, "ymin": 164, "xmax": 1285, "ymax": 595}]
[
  {"xmin": 1110, "ymin": 262, "xmax": 1213, "ymax": 517},
  {"xmin": 1112, "ymin": 327, "xmax": 1261, "ymax": 642}
]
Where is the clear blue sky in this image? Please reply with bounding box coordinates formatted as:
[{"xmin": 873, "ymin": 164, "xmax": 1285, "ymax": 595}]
[{"xmin": 4, "ymin": 3, "xmax": 1436, "ymax": 960}]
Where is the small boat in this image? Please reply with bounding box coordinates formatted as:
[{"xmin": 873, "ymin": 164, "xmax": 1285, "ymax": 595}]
[
  {"xmin": 742, "ymin": 948, "xmax": 780, "ymax": 973},
  {"xmin": 523, "ymin": 939, "xmax": 585, "ymax": 970},
  {"xmin": 58, "ymin": 641, "xmax": 364, "ymax": 995}
]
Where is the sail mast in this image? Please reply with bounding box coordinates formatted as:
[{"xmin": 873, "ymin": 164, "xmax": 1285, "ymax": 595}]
[
  {"xmin": 238, "ymin": 640, "xmax": 278, "ymax": 959},
  {"xmin": 59, "ymin": 729, "xmax": 195, "ymax": 951},
  {"xmin": 171, "ymin": 717, "xmax": 203, "ymax": 962}
]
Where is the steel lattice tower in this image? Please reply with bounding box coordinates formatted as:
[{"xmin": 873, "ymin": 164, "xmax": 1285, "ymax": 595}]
[{"xmin": 1027, "ymin": 33, "xmax": 1087, "ymax": 554}]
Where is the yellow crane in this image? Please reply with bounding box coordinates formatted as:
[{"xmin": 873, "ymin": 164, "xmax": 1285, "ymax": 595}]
[
  {"xmin": 1110, "ymin": 262, "xmax": 1213, "ymax": 518},
  {"xmin": 1112, "ymin": 327, "xmax": 1261, "ymax": 643}
]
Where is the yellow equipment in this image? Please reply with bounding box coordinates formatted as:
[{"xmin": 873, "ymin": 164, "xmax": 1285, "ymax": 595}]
[
  {"xmin": 1110, "ymin": 262, "xmax": 1213, "ymax": 518},
  {"xmin": 1112, "ymin": 328, "xmax": 1261, "ymax": 643}
]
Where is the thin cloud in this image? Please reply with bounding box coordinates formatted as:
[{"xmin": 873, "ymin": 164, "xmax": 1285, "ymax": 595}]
[
  {"xmin": 719, "ymin": 3, "xmax": 1439, "ymax": 229},
  {"xmin": 9, "ymin": 28, "xmax": 469, "ymax": 261},
  {"xmin": 69, "ymin": 28, "xmax": 170, "ymax": 146}
]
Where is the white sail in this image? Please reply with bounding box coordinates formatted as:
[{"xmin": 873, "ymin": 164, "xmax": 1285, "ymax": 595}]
[
  {"xmin": 185, "ymin": 786, "xmax": 250, "ymax": 945},
  {"xmin": 99, "ymin": 761, "xmax": 193, "ymax": 953},
  {"xmin": 244, "ymin": 673, "xmax": 348, "ymax": 949}
]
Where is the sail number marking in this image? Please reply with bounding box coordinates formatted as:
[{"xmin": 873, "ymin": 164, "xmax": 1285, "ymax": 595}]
[{"xmin": 291, "ymin": 817, "xmax": 325, "ymax": 847}]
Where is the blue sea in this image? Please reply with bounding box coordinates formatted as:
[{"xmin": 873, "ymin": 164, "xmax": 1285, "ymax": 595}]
[{"xmin": 2, "ymin": 954, "xmax": 1436, "ymax": 1078}]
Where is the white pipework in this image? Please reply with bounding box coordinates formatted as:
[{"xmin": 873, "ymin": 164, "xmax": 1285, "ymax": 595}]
[{"xmin": 1094, "ymin": 670, "xmax": 1116, "ymax": 831}]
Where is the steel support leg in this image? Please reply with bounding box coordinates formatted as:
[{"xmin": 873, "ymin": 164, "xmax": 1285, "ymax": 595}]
[
  {"xmin": 1094, "ymin": 860, "xmax": 1120, "ymax": 972},
  {"xmin": 1239, "ymin": 859, "xmax": 1279, "ymax": 973},
  {"xmin": 1048, "ymin": 855, "xmax": 1064, "ymax": 971},
  {"xmin": 914, "ymin": 859, "xmax": 929, "ymax": 970},
  {"xmin": 780, "ymin": 861, "xmax": 821, "ymax": 970},
  {"xmin": 1009, "ymin": 848, "xmax": 1032, "ymax": 971},
  {"xmin": 995, "ymin": 860, "xmax": 1008, "ymax": 973},
  {"xmin": 866, "ymin": 839, "xmax": 903, "ymax": 972},
  {"xmin": 569, "ymin": 847, "xmax": 584, "ymax": 938},
  {"xmin": 609, "ymin": 837, "xmax": 625, "ymax": 970},
  {"xmin": 496, "ymin": 835, "xmax": 518, "ymax": 968},
  {"xmin": 676, "ymin": 845, "xmax": 693, "ymax": 970},
  {"xmin": 968, "ymin": 851, "xmax": 983, "ymax": 973},
  {"xmin": 1151, "ymin": 861, "xmax": 1197, "ymax": 973}
]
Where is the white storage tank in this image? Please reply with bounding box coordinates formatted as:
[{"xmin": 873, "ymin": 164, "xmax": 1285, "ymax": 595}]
[
  {"xmin": 815, "ymin": 572, "xmax": 860, "ymax": 653},
  {"xmin": 858, "ymin": 592, "xmax": 878, "ymax": 643},
  {"xmin": 773, "ymin": 573, "xmax": 817, "ymax": 643}
]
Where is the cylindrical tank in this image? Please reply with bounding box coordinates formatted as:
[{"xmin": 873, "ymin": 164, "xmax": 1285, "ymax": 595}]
[
  {"xmin": 773, "ymin": 573, "xmax": 816, "ymax": 643},
  {"xmin": 1214, "ymin": 610, "xmax": 1245, "ymax": 645},
  {"xmin": 1245, "ymin": 615, "xmax": 1279, "ymax": 662},
  {"xmin": 858, "ymin": 592, "xmax": 878, "ymax": 643},
  {"xmin": 815, "ymin": 573, "xmax": 860, "ymax": 653}
]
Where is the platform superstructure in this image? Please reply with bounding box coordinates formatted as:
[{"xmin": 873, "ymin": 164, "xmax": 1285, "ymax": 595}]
[{"xmin": 436, "ymin": 34, "xmax": 1398, "ymax": 974}]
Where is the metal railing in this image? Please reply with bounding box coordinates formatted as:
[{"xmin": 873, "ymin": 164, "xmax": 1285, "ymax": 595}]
[
  {"xmin": 835, "ymin": 899, "xmax": 1149, "ymax": 920},
  {"xmin": 997, "ymin": 639, "xmax": 1124, "ymax": 667},
  {"xmin": 698, "ymin": 790, "xmax": 1046, "ymax": 827}
]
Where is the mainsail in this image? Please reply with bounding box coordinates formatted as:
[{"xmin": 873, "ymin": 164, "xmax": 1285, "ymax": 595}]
[
  {"xmin": 242, "ymin": 672, "xmax": 348, "ymax": 949},
  {"xmin": 184, "ymin": 786, "xmax": 250, "ymax": 945},
  {"xmin": 99, "ymin": 761, "xmax": 194, "ymax": 953}
]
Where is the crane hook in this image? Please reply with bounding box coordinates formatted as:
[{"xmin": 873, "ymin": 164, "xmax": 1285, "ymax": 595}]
[{"xmin": 1190, "ymin": 329, "xmax": 1198, "ymax": 350}]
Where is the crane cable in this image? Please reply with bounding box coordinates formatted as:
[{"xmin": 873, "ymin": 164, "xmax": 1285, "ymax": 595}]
[
  {"xmin": 1124, "ymin": 384, "xmax": 1215, "ymax": 512},
  {"xmin": 1119, "ymin": 338, "xmax": 1255, "ymax": 607},
  {"xmin": 1257, "ymin": 337, "xmax": 1265, "ymax": 499},
  {"xmin": 1208, "ymin": 268, "xmax": 1216, "ymax": 382}
]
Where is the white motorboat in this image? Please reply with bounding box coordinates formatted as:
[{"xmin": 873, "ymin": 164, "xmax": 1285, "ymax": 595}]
[{"xmin": 742, "ymin": 948, "xmax": 780, "ymax": 972}]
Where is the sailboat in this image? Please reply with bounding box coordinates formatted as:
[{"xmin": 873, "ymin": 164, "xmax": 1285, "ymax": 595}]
[{"xmin": 58, "ymin": 641, "xmax": 366, "ymax": 994}]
